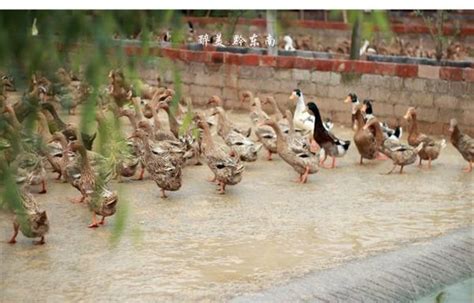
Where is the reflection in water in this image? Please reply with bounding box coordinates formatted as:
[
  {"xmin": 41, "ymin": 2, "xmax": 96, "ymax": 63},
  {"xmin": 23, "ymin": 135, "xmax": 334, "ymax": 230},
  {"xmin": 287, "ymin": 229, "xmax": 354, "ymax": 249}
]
[{"xmin": 1, "ymin": 110, "xmax": 473, "ymax": 302}]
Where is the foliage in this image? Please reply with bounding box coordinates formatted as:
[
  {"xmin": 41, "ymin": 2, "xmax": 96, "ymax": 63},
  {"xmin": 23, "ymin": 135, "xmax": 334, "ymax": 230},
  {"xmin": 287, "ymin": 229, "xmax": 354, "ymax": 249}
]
[
  {"xmin": 330, "ymin": 10, "xmax": 392, "ymax": 60},
  {"xmin": 0, "ymin": 10, "xmax": 185, "ymax": 245},
  {"xmin": 415, "ymin": 10, "xmax": 447, "ymax": 62}
]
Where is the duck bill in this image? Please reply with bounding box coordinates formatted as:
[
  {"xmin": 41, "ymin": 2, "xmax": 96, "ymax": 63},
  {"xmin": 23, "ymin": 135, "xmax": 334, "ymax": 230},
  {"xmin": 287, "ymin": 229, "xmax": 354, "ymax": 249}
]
[
  {"xmin": 403, "ymin": 114, "xmax": 410, "ymax": 120},
  {"xmin": 289, "ymin": 92, "xmax": 297, "ymax": 101},
  {"xmin": 344, "ymin": 96, "xmax": 351, "ymax": 103}
]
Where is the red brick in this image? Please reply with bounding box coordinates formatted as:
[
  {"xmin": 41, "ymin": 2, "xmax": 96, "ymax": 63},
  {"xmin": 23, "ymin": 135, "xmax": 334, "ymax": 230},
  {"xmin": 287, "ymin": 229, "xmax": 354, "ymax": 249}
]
[
  {"xmin": 353, "ymin": 61, "xmax": 375, "ymax": 74},
  {"xmin": 203, "ymin": 45, "xmax": 217, "ymax": 52},
  {"xmin": 161, "ymin": 48, "xmax": 180, "ymax": 60},
  {"xmin": 276, "ymin": 56, "xmax": 295, "ymax": 68},
  {"xmin": 260, "ymin": 55, "xmax": 277, "ymax": 67},
  {"xmin": 463, "ymin": 68, "xmax": 474, "ymax": 82},
  {"xmin": 210, "ymin": 52, "xmax": 224, "ymax": 64},
  {"xmin": 334, "ymin": 60, "xmax": 354, "ymax": 73},
  {"xmin": 395, "ymin": 64, "xmax": 418, "ymax": 78},
  {"xmin": 224, "ymin": 53, "xmax": 241, "ymax": 65},
  {"xmin": 186, "ymin": 51, "xmax": 209, "ymax": 63},
  {"xmin": 294, "ymin": 57, "xmax": 313, "ymax": 70},
  {"xmin": 312, "ymin": 59, "xmax": 333, "ymax": 71},
  {"xmin": 372, "ymin": 62, "xmax": 396, "ymax": 76},
  {"xmin": 149, "ymin": 47, "xmax": 161, "ymax": 56},
  {"xmin": 439, "ymin": 67, "xmax": 463, "ymax": 81},
  {"xmin": 241, "ymin": 54, "xmax": 259, "ymax": 66},
  {"xmin": 124, "ymin": 45, "xmax": 141, "ymax": 56}
]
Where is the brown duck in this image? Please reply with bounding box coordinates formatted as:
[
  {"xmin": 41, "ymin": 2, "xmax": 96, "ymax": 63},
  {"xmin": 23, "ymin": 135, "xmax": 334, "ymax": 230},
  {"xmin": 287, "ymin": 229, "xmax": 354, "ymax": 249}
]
[
  {"xmin": 365, "ymin": 118, "xmax": 424, "ymax": 174},
  {"xmin": 404, "ymin": 107, "xmax": 446, "ymax": 168},
  {"xmin": 449, "ymin": 119, "xmax": 474, "ymax": 172}
]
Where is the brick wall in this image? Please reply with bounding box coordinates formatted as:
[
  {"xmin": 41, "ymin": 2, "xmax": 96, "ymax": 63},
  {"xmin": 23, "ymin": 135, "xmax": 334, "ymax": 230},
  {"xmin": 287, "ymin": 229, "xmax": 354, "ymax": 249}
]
[{"xmin": 133, "ymin": 46, "xmax": 474, "ymax": 136}]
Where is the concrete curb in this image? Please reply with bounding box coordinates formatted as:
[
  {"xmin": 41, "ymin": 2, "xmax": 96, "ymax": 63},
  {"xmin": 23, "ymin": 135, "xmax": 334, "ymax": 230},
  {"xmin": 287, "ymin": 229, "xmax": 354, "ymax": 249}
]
[{"xmin": 231, "ymin": 227, "xmax": 473, "ymax": 303}]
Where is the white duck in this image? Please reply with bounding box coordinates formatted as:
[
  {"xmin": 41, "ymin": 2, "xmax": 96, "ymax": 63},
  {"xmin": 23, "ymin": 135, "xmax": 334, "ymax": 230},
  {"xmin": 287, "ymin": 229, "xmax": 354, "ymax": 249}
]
[
  {"xmin": 283, "ymin": 35, "xmax": 295, "ymax": 51},
  {"xmin": 289, "ymin": 89, "xmax": 332, "ymax": 135}
]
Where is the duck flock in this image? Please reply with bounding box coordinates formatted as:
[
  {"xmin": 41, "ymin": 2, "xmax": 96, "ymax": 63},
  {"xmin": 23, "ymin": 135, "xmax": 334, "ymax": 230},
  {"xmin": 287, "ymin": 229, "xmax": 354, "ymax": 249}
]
[{"xmin": 0, "ymin": 68, "xmax": 473, "ymax": 245}]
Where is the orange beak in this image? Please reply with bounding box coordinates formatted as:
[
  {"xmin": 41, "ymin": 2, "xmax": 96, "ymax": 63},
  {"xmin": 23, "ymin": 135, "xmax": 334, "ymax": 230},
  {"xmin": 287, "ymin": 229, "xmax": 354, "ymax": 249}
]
[
  {"xmin": 289, "ymin": 92, "xmax": 296, "ymax": 101},
  {"xmin": 344, "ymin": 96, "xmax": 351, "ymax": 103}
]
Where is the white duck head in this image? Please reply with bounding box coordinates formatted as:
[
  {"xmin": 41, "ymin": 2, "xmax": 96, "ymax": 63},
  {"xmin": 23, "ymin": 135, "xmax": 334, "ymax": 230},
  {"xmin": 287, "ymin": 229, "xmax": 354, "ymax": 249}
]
[{"xmin": 289, "ymin": 89, "xmax": 306, "ymax": 113}]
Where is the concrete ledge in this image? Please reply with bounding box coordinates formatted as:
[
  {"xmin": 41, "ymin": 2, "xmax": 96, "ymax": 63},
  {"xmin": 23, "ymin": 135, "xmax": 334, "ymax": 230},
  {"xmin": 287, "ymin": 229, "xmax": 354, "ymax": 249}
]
[{"xmin": 231, "ymin": 227, "xmax": 473, "ymax": 303}]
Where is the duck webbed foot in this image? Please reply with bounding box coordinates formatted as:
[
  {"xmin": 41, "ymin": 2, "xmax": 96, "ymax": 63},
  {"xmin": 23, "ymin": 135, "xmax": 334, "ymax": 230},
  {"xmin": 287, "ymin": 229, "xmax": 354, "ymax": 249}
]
[
  {"xmin": 33, "ymin": 236, "xmax": 45, "ymax": 245},
  {"xmin": 88, "ymin": 213, "xmax": 100, "ymax": 228},
  {"xmin": 463, "ymin": 161, "xmax": 472, "ymax": 173},
  {"xmin": 38, "ymin": 180, "xmax": 47, "ymax": 194},
  {"xmin": 70, "ymin": 196, "xmax": 85, "ymax": 203},
  {"xmin": 7, "ymin": 222, "xmax": 19, "ymax": 244},
  {"xmin": 267, "ymin": 150, "xmax": 273, "ymax": 161},
  {"xmin": 384, "ymin": 165, "xmax": 397, "ymax": 175},
  {"xmin": 217, "ymin": 182, "xmax": 226, "ymax": 194},
  {"xmin": 160, "ymin": 189, "xmax": 168, "ymax": 199},
  {"xmin": 136, "ymin": 167, "xmax": 145, "ymax": 180},
  {"xmin": 300, "ymin": 166, "xmax": 310, "ymax": 183}
]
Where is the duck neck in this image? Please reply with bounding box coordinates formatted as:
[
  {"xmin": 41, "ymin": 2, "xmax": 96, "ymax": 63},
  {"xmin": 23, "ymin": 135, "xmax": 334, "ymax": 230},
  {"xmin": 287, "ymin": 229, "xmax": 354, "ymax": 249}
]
[
  {"xmin": 354, "ymin": 110, "xmax": 365, "ymax": 132},
  {"xmin": 37, "ymin": 112, "xmax": 52, "ymax": 142},
  {"xmin": 164, "ymin": 105, "xmax": 180, "ymax": 138},
  {"xmin": 200, "ymin": 121, "xmax": 215, "ymax": 150},
  {"xmin": 408, "ymin": 113, "xmax": 418, "ymax": 135},
  {"xmin": 268, "ymin": 122, "xmax": 287, "ymax": 150},
  {"xmin": 450, "ymin": 125, "xmax": 461, "ymax": 144},
  {"xmin": 216, "ymin": 107, "xmax": 231, "ymax": 136},
  {"xmin": 295, "ymin": 96, "xmax": 306, "ymax": 114},
  {"xmin": 369, "ymin": 121, "xmax": 385, "ymax": 146},
  {"xmin": 310, "ymin": 105, "xmax": 326, "ymax": 137},
  {"xmin": 132, "ymin": 98, "xmax": 144, "ymax": 122},
  {"xmin": 269, "ymin": 99, "xmax": 283, "ymax": 121},
  {"xmin": 78, "ymin": 147, "xmax": 92, "ymax": 174}
]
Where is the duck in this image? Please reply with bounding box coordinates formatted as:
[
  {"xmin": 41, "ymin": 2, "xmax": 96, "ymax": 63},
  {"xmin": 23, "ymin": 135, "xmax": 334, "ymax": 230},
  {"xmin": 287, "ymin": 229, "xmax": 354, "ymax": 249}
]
[
  {"xmin": 449, "ymin": 118, "xmax": 474, "ymax": 172},
  {"xmin": 68, "ymin": 141, "xmax": 118, "ymax": 227},
  {"xmin": 13, "ymin": 151, "xmax": 48, "ymax": 194},
  {"xmin": 207, "ymin": 95, "xmax": 251, "ymax": 137},
  {"xmin": 365, "ymin": 118, "xmax": 424, "ymax": 174},
  {"xmin": 245, "ymin": 96, "xmax": 278, "ymax": 160},
  {"xmin": 404, "ymin": 107, "xmax": 446, "ymax": 168},
  {"xmin": 353, "ymin": 105, "xmax": 383, "ymax": 164},
  {"xmin": 362, "ymin": 99, "xmax": 402, "ymax": 140},
  {"xmin": 284, "ymin": 110, "xmax": 313, "ymax": 156},
  {"xmin": 261, "ymin": 117, "xmax": 319, "ymax": 183},
  {"xmin": 289, "ymin": 89, "xmax": 316, "ymax": 135},
  {"xmin": 128, "ymin": 128, "xmax": 182, "ymax": 198},
  {"xmin": 344, "ymin": 92, "xmax": 361, "ymax": 131},
  {"xmin": 194, "ymin": 113, "xmax": 244, "ymax": 194},
  {"xmin": 48, "ymin": 131, "xmax": 71, "ymax": 181},
  {"xmin": 7, "ymin": 185, "xmax": 49, "ymax": 245},
  {"xmin": 95, "ymin": 106, "xmax": 140, "ymax": 182},
  {"xmin": 261, "ymin": 95, "xmax": 292, "ymax": 134},
  {"xmin": 306, "ymin": 102, "xmax": 350, "ymax": 168},
  {"xmin": 211, "ymin": 107, "xmax": 262, "ymax": 162},
  {"xmin": 157, "ymin": 100, "xmax": 202, "ymax": 166},
  {"xmin": 65, "ymin": 140, "xmax": 114, "ymax": 203}
]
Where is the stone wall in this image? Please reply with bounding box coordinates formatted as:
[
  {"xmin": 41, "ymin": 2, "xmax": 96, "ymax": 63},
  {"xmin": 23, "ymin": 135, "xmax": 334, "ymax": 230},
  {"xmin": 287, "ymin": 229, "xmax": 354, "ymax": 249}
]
[{"xmin": 132, "ymin": 47, "xmax": 474, "ymax": 136}]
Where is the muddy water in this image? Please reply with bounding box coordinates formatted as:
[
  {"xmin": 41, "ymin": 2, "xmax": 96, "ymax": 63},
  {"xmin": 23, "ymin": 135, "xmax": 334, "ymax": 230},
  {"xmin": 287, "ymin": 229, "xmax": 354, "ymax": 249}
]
[{"xmin": 0, "ymin": 108, "xmax": 473, "ymax": 302}]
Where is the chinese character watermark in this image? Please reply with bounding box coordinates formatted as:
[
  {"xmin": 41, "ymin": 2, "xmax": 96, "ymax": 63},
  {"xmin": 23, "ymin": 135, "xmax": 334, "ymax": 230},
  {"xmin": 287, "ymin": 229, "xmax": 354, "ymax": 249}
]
[
  {"xmin": 232, "ymin": 34, "xmax": 246, "ymax": 47},
  {"xmin": 198, "ymin": 33, "xmax": 209, "ymax": 46},
  {"xmin": 213, "ymin": 33, "xmax": 225, "ymax": 47},
  {"xmin": 249, "ymin": 34, "xmax": 259, "ymax": 47}
]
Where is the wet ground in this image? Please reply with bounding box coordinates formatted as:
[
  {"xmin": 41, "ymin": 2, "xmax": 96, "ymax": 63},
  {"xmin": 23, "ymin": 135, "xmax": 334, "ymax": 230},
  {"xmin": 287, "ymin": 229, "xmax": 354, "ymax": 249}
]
[{"xmin": 0, "ymin": 108, "xmax": 473, "ymax": 302}]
